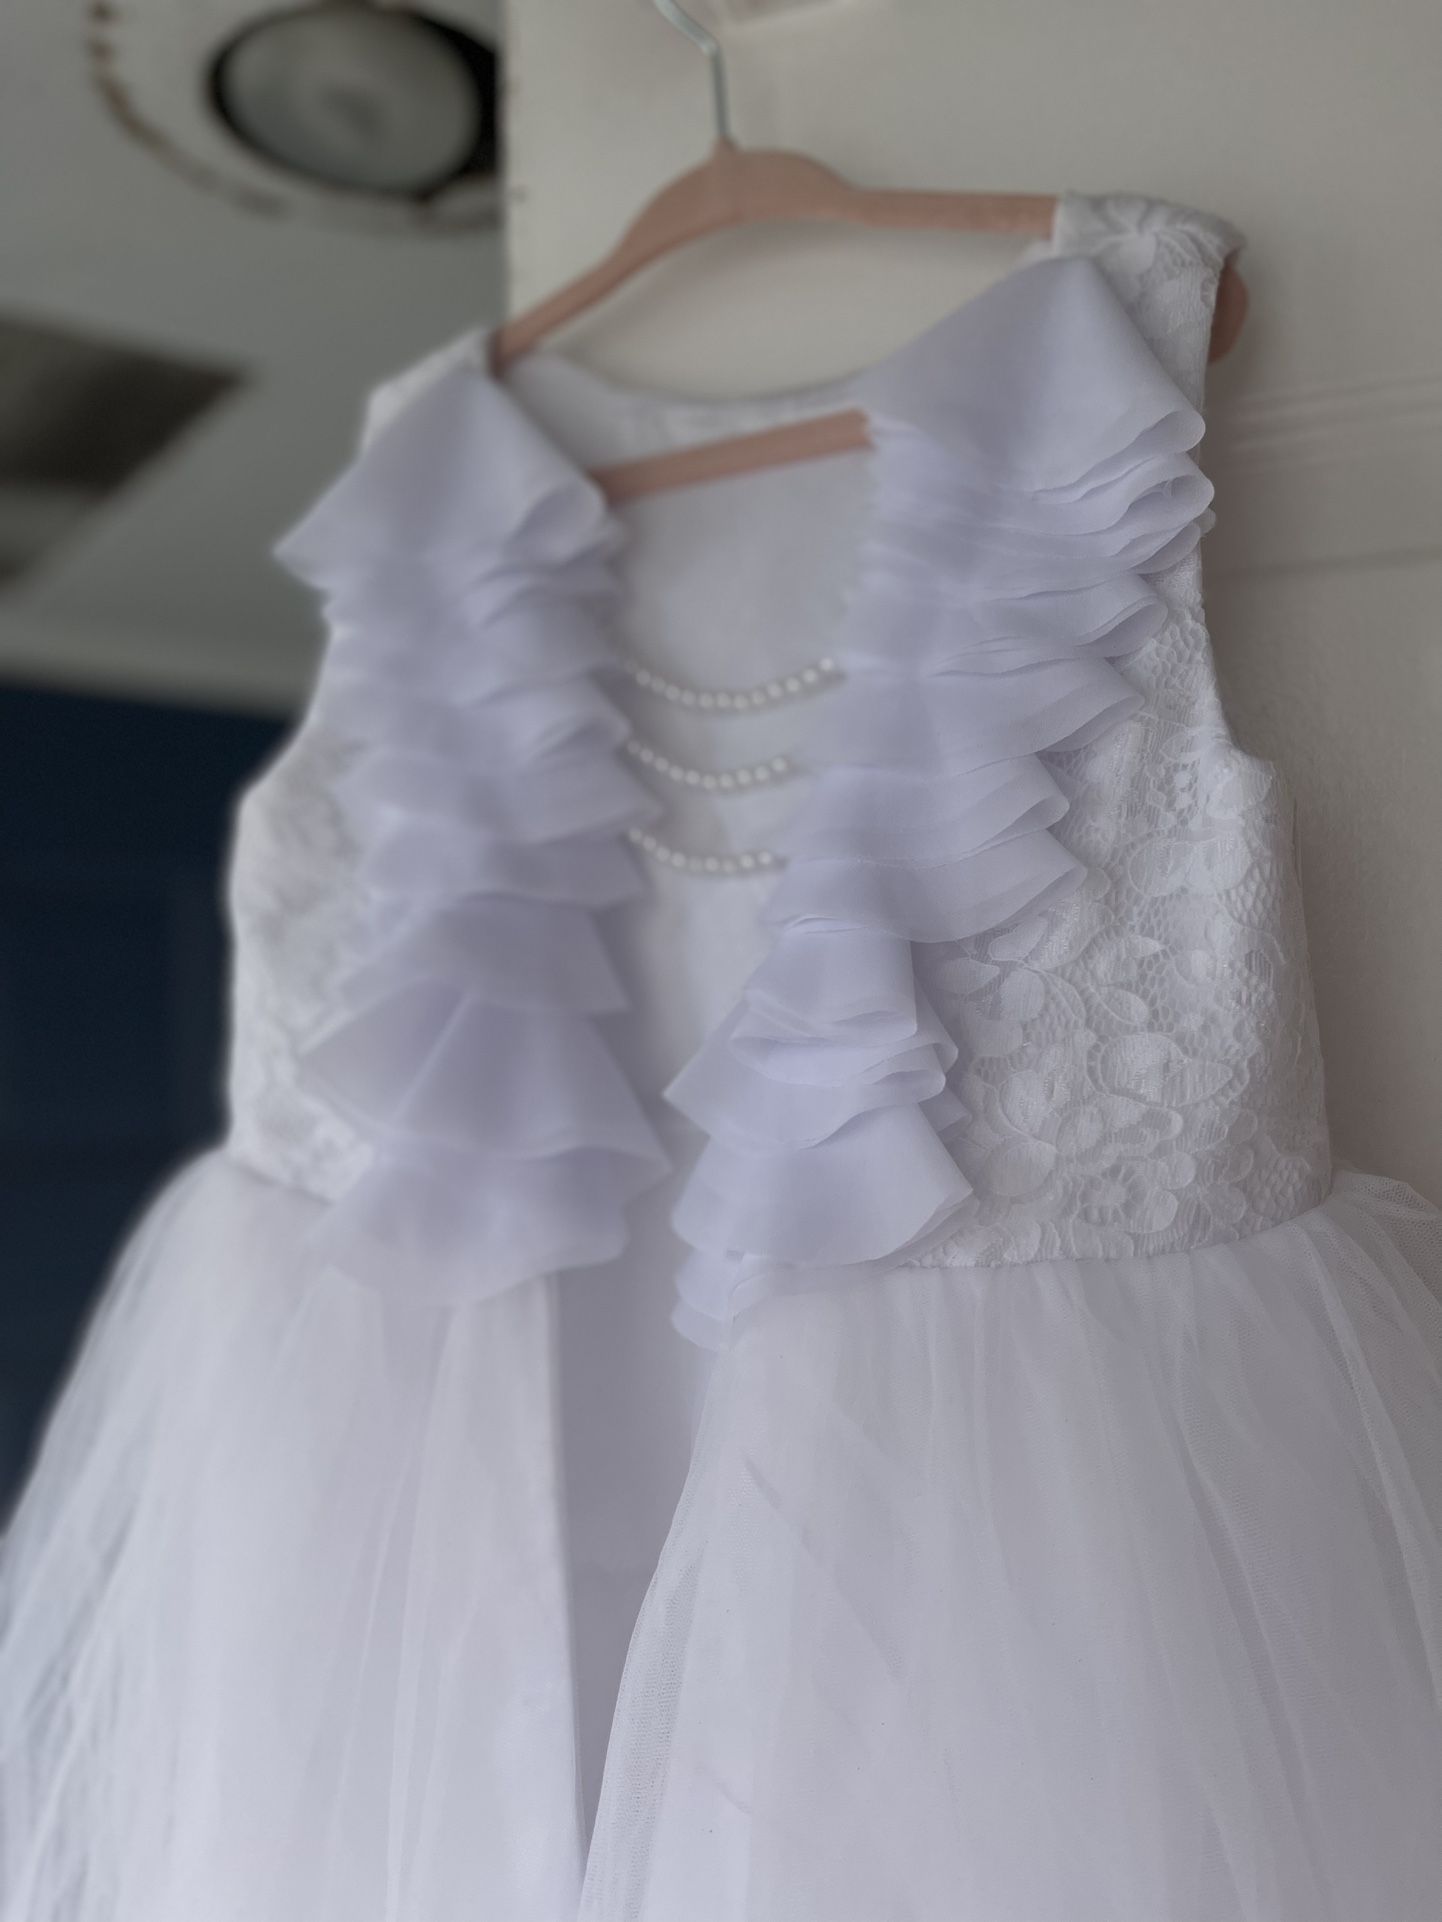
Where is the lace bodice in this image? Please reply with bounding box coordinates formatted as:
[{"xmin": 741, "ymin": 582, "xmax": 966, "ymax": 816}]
[
  {"xmin": 225, "ymin": 191, "xmax": 1331, "ymax": 1318},
  {"xmin": 917, "ymin": 197, "xmax": 1330, "ymax": 1264}
]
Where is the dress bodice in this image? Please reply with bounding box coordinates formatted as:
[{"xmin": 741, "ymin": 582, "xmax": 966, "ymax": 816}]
[{"xmin": 226, "ymin": 191, "xmax": 1331, "ymax": 1337}]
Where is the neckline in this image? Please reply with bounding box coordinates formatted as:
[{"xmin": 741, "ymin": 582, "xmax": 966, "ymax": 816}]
[{"xmin": 485, "ymin": 191, "xmax": 1068, "ymax": 465}]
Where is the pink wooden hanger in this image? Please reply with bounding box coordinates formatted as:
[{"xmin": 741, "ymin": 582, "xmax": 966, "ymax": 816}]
[{"xmin": 492, "ymin": 2, "xmax": 1249, "ymax": 505}]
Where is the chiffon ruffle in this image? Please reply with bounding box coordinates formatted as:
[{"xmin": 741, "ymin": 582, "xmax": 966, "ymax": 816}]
[
  {"xmin": 669, "ymin": 256, "xmax": 1215, "ymax": 1335},
  {"xmin": 273, "ymin": 368, "xmax": 668, "ymax": 1301},
  {"xmin": 582, "ymin": 1171, "xmax": 1442, "ymax": 1922}
]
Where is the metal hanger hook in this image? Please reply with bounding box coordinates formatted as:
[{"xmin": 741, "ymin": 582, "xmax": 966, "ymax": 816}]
[{"xmin": 651, "ymin": 0, "xmax": 734, "ymax": 146}]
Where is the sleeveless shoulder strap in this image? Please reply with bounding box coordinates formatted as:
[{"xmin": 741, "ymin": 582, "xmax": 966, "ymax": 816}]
[{"xmin": 1052, "ymin": 191, "xmax": 1246, "ymax": 406}]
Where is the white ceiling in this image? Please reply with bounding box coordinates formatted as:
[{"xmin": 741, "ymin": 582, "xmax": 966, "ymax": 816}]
[{"xmin": 0, "ymin": 3, "xmax": 506, "ymax": 714}]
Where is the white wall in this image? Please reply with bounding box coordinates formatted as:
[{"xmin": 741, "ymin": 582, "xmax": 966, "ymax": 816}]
[{"xmin": 506, "ymin": 0, "xmax": 1442, "ymax": 1197}]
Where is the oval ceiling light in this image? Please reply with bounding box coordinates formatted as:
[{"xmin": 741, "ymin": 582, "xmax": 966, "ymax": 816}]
[
  {"xmin": 85, "ymin": 1, "xmax": 502, "ymax": 230},
  {"xmin": 211, "ymin": 4, "xmax": 494, "ymax": 197}
]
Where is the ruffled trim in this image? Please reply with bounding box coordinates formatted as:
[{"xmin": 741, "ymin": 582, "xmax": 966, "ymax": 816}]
[
  {"xmin": 274, "ymin": 360, "xmax": 667, "ymax": 1301},
  {"xmin": 666, "ymin": 255, "xmax": 1215, "ymax": 1340},
  {"xmin": 269, "ymin": 242, "xmax": 1220, "ymax": 1328}
]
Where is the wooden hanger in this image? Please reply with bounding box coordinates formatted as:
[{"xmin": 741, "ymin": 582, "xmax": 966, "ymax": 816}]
[{"xmin": 493, "ymin": 1, "xmax": 1248, "ymax": 505}]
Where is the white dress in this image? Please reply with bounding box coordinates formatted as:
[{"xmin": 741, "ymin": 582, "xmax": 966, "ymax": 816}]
[{"xmin": 2, "ymin": 193, "xmax": 1440, "ymax": 1922}]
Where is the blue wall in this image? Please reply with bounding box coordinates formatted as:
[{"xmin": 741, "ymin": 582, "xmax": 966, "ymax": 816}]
[{"xmin": 0, "ymin": 684, "xmax": 283, "ymax": 1507}]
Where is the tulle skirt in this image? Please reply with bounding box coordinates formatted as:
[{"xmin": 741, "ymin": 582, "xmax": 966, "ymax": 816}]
[
  {"xmin": 583, "ymin": 1171, "xmax": 1442, "ymax": 1922},
  {"xmin": 2, "ymin": 1159, "xmax": 1440, "ymax": 1922},
  {"xmin": 0, "ymin": 1156, "xmax": 586, "ymax": 1922}
]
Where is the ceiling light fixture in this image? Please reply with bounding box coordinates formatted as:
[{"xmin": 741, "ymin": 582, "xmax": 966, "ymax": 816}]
[
  {"xmin": 210, "ymin": 3, "xmax": 497, "ymax": 199},
  {"xmin": 84, "ymin": 1, "xmax": 503, "ymax": 230}
]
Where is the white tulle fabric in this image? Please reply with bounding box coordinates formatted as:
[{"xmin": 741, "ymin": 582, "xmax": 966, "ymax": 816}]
[
  {"xmin": 5, "ymin": 1170, "xmax": 1434, "ymax": 1922},
  {"xmin": 272, "ymin": 377, "xmax": 668, "ymax": 1298},
  {"xmin": 0, "ymin": 1156, "xmax": 587, "ymax": 1922},
  {"xmin": 583, "ymin": 1173, "xmax": 1442, "ymax": 1922}
]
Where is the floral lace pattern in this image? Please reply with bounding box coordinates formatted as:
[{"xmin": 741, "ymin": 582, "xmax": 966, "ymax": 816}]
[{"xmin": 910, "ymin": 196, "xmax": 1330, "ymax": 1267}]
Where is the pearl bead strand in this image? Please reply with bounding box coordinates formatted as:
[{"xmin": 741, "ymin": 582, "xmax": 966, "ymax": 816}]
[
  {"xmin": 616, "ymin": 649, "xmax": 840, "ymax": 877},
  {"xmin": 621, "ymin": 653, "xmax": 839, "ymax": 712},
  {"xmin": 627, "ymin": 827, "xmax": 783, "ymax": 878},
  {"xmin": 623, "ymin": 738, "xmax": 797, "ymax": 792}
]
